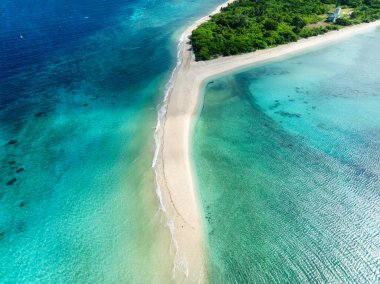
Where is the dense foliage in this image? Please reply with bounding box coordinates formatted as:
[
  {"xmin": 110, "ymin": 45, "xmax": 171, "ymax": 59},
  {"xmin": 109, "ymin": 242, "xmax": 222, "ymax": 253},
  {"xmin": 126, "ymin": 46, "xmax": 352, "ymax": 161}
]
[{"xmin": 191, "ymin": 0, "xmax": 380, "ymax": 60}]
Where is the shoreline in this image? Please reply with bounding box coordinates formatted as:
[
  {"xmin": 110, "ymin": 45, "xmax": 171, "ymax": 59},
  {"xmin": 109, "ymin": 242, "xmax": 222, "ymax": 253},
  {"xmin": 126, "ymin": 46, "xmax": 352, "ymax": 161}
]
[
  {"xmin": 155, "ymin": 2, "xmax": 380, "ymax": 281},
  {"xmin": 153, "ymin": 1, "xmax": 237, "ymax": 282}
]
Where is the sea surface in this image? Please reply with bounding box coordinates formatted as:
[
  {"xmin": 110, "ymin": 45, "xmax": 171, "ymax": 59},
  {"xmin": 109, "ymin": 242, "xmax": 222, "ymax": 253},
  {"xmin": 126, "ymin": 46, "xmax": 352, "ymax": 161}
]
[
  {"xmin": 194, "ymin": 28, "xmax": 380, "ymax": 283},
  {"xmin": 0, "ymin": 0, "xmax": 226, "ymax": 282}
]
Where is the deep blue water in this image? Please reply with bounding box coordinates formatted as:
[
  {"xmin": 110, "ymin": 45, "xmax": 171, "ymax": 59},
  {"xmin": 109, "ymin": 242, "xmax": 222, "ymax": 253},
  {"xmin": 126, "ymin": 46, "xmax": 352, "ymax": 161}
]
[
  {"xmin": 0, "ymin": 0, "xmax": 225, "ymax": 282},
  {"xmin": 0, "ymin": 0, "xmax": 130, "ymax": 77}
]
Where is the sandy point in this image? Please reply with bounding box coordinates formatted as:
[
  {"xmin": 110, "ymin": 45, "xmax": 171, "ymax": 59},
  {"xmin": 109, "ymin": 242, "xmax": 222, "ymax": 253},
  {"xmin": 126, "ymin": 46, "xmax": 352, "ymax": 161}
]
[{"xmin": 156, "ymin": 0, "xmax": 380, "ymax": 280}]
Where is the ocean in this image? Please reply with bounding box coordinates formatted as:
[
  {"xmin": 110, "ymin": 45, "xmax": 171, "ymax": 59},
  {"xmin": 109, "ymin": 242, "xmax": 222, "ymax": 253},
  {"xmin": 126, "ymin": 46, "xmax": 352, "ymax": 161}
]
[
  {"xmin": 194, "ymin": 28, "xmax": 380, "ymax": 283},
  {"xmin": 0, "ymin": 0, "xmax": 226, "ymax": 282}
]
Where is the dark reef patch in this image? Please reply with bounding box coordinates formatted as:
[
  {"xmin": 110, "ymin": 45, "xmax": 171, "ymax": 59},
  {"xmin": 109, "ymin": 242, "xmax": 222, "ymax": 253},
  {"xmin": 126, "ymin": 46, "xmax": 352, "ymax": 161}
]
[
  {"xmin": 17, "ymin": 221, "xmax": 26, "ymax": 232},
  {"xmin": 6, "ymin": 178, "xmax": 17, "ymax": 186},
  {"xmin": 34, "ymin": 112, "xmax": 45, "ymax": 117},
  {"xmin": 275, "ymin": 111, "xmax": 302, "ymax": 118},
  {"xmin": 269, "ymin": 101, "xmax": 281, "ymax": 110}
]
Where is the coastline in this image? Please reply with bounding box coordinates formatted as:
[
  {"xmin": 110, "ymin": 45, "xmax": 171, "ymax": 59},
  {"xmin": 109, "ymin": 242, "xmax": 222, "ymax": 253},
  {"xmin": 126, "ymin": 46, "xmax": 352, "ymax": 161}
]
[
  {"xmin": 156, "ymin": 2, "xmax": 380, "ymax": 282},
  {"xmin": 153, "ymin": 1, "xmax": 237, "ymax": 282}
]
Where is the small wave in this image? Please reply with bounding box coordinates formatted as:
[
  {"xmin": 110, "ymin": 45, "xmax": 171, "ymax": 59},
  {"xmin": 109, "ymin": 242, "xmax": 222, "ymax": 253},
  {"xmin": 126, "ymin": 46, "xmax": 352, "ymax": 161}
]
[
  {"xmin": 152, "ymin": 35, "xmax": 184, "ymax": 168},
  {"xmin": 154, "ymin": 172, "xmax": 166, "ymax": 212},
  {"xmin": 151, "ymin": 30, "xmax": 186, "ymax": 279},
  {"xmin": 150, "ymin": 1, "xmax": 235, "ymax": 278}
]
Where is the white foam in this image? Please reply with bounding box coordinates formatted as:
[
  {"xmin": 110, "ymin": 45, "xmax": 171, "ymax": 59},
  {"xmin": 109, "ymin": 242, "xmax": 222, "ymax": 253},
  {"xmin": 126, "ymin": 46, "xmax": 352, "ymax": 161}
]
[
  {"xmin": 154, "ymin": 172, "xmax": 166, "ymax": 212},
  {"xmin": 151, "ymin": 36, "xmax": 184, "ymax": 168},
  {"xmin": 150, "ymin": 0, "xmax": 235, "ymax": 278},
  {"xmin": 150, "ymin": 30, "xmax": 187, "ymax": 280}
]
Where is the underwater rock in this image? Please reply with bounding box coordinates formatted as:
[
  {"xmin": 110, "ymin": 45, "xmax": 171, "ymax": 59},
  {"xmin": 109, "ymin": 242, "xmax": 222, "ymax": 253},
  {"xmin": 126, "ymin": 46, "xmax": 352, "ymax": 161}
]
[
  {"xmin": 34, "ymin": 112, "xmax": 45, "ymax": 117},
  {"xmin": 6, "ymin": 178, "xmax": 17, "ymax": 186},
  {"xmin": 17, "ymin": 222, "xmax": 25, "ymax": 232},
  {"xmin": 269, "ymin": 101, "xmax": 281, "ymax": 110},
  {"xmin": 317, "ymin": 123, "xmax": 326, "ymax": 130},
  {"xmin": 275, "ymin": 111, "xmax": 301, "ymax": 118}
]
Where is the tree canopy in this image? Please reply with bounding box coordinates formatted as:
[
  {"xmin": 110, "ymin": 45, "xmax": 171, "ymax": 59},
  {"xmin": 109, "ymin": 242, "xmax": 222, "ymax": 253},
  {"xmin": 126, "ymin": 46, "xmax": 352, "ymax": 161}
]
[{"xmin": 191, "ymin": 0, "xmax": 380, "ymax": 60}]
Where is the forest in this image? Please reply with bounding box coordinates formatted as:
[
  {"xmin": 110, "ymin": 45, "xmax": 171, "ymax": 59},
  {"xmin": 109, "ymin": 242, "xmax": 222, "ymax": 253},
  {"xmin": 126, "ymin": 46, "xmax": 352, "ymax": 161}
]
[{"xmin": 191, "ymin": 0, "xmax": 380, "ymax": 60}]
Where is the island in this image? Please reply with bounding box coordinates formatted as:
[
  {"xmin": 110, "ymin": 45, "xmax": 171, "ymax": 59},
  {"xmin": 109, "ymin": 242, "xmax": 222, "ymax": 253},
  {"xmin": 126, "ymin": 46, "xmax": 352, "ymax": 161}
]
[
  {"xmin": 191, "ymin": 0, "xmax": 380, "ymax": 60},
  {"xmin": 154, "ymin": 0, "xmax": 380, "ymax": 282}
]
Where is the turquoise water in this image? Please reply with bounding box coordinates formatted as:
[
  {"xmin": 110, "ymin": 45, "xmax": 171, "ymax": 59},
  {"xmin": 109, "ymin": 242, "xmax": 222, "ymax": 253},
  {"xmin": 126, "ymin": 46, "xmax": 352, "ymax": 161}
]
[
  {"xmin": 194, "ymin": 28, "xmax": 380, "ymax": 283},
  {"xmin": 0, "ymin": 0, "xmax": 226, "ymax": 282}
]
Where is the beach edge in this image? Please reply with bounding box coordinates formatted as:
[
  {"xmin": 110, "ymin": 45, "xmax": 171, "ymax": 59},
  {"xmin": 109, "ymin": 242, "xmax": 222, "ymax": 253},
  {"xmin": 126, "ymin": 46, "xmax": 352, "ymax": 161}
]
[{"xmin": 157, "ymin": 3, "xmax": 380, "ymax": 281}]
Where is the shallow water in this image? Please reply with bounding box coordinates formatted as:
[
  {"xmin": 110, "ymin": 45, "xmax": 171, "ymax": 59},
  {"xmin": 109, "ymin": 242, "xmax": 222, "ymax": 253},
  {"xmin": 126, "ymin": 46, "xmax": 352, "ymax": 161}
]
[
  {"xmin": 194, "ymin": 28, "xmax": 380, "ymax": 283},
  {"xmin": 0, "ymin": 0, "xmax": 226, "ymax": 282}
]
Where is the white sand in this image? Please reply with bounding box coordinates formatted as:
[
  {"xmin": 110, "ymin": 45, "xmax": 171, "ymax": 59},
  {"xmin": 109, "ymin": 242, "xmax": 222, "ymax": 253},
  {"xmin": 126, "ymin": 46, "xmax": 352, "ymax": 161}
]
[{"xmin": 156, "ymin": 1, "xmax": 380, "ymax": 281}]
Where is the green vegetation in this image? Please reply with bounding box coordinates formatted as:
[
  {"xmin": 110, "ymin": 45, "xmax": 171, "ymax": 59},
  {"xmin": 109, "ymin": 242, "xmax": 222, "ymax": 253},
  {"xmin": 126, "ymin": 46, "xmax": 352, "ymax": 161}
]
[{"xmin": 191, "ymin": 0, "xmax": 380, "ymax": 60}]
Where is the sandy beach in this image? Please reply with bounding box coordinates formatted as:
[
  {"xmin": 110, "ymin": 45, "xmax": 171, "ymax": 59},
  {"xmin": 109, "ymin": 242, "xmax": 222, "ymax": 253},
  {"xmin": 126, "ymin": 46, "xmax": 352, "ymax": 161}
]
[{"xmin": 155, "ymin": 0, "xmax": 380, "ymax": 280}]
